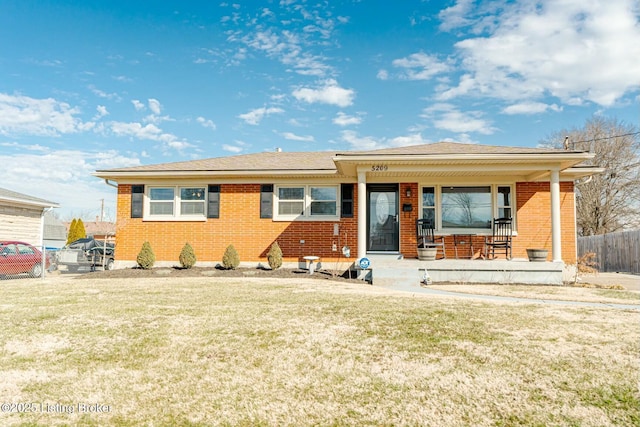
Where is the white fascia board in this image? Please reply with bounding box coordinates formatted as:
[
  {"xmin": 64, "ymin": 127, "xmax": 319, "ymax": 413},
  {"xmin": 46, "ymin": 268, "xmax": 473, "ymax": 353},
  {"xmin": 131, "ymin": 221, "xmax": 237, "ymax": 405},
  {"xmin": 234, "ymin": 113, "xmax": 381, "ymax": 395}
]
[
  {"xmin": 93, "ymin": 169, "xmax": 340, "ymax": 180},
  {"xmin": 0, "ymin": 197, "xmax": 59, "ymax": 209}
]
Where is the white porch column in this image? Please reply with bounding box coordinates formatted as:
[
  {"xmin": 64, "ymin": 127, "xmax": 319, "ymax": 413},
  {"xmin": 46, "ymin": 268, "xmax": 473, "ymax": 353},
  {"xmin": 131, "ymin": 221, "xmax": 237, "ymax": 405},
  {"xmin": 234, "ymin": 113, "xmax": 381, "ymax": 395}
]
[
  {"xmin": 550, "ymin": 169, "xmax": 562, "ymax": 262},
  {"xmin": 357, "ymin": 169, "xmax": 367, "ymax": 260}
]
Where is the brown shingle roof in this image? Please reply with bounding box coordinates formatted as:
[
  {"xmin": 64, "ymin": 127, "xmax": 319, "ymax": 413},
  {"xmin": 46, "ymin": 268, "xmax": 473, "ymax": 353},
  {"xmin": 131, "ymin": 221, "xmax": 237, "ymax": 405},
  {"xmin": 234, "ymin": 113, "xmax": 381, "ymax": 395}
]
[
  {"xmin": 99, "ymin": 151, "xmax": 338, "ymax": 172},
  {"xmin": 97, "ymin": 142, "xmax": 572, "ymax": 174},
  {"xmin": 0, "ymin": 186, "xmax": 59, "ymax": 207}
]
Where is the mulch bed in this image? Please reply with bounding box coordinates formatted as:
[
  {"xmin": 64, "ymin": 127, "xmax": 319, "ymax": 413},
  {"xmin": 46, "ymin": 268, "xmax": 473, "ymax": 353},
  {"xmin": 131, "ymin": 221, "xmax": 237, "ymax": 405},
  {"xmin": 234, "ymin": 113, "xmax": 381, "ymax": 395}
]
[{"xmin": 78, "ymin": 266, "xmax": 364, "ymax": 283}]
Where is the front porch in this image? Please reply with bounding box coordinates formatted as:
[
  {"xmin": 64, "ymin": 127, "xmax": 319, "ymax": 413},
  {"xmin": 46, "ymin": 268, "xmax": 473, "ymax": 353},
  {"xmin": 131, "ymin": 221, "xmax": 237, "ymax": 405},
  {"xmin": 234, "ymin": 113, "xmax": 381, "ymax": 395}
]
[{"xmin": 357, "ymin": 255, "xmax": 564, "ymax": 287}]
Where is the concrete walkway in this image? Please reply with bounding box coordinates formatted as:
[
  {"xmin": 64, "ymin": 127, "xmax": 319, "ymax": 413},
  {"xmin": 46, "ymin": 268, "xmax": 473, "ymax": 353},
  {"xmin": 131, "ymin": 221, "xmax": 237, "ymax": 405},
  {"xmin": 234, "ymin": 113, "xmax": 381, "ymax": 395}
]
[
  {"xmin": 414, "ymin": 287, "xmax": 640, "ymax": 311},
  {"xmin": 374, "ymin": 271, "xmax": 640, "ymax": 310}
]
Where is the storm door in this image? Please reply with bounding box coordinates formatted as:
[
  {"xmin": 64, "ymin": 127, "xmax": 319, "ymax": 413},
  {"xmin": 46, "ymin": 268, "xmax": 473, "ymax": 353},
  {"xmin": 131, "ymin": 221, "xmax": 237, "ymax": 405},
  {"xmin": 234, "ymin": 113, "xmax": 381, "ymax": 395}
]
[{"xmin": 367, "ymin": 184, "xmax": 399, "ymax": 252}]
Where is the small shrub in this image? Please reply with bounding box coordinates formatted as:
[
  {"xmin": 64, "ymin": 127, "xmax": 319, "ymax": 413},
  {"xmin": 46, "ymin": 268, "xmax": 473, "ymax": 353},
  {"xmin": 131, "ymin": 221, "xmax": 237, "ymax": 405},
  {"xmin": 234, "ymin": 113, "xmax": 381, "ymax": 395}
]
[
  {"xmin": 137, "ymin": 241, "xmax": 156, "ymax": 270},
  {"xmin": 267, "ymin": 241, "xmax": 283, "ymax": 270},
  {"xmin": 222, "ymin": 244, "xmax": 240, "ymax": 270},
  {"xmin": 577, "ymin": 252, "xmax": 598, "ymax": 273},
  {"xmin": 179, "ymin": 243, "xmax": 197, "ymax": 269}
]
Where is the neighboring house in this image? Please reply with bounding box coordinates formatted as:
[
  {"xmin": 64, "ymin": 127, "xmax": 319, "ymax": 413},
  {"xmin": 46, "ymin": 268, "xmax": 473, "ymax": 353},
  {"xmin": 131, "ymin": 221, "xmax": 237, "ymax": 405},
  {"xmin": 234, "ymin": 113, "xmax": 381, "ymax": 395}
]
[
  {"xmin": 94, "ymin": 142, "xmax": 602, "ymax": 269},
  {"xmin": 43, "ymin": 211, "xmax": 67, "ymax": 249},
  {"xmin": 0, "ymin": 187, "xmax": 59, "ymax": 246},
  {"xmin": 85, "ymin": 217, "xmax": 116, "ymax": 242},
  {"xmin": 65, "ymin": 217, "xmax": 116, "ymax": 243}
]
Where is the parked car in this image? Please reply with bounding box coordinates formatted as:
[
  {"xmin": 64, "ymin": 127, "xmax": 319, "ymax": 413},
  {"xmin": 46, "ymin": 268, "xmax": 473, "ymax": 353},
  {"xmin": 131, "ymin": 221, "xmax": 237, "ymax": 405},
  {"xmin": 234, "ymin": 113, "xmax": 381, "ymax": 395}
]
[
  {"xmin": 56, "ymin": 238, "xmax": 115, "ymax": 272},
  {"xmin": 0, "ymin": 241, "xmax": 51, "ymax": 277}
]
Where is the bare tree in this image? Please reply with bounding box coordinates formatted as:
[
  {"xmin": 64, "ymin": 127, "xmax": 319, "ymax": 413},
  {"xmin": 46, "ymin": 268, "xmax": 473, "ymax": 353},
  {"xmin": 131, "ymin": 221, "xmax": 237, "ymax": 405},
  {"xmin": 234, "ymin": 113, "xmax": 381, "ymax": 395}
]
[{"xmin": 541, "ymin": 116, "xmax": 640, "ymax": 236}]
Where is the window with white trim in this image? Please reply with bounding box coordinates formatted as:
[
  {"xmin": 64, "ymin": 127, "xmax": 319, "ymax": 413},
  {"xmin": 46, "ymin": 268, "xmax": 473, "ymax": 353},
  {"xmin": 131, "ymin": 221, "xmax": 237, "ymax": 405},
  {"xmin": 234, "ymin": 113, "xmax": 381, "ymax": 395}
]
[
  {"xmin": 275, "ymin": 185, "xmax": 339, "ymax": 220},
  {"xmin": 421, "ymin": 187, "xmax": 435, "ymax": 223},
  {"xmin": 421, "ymin": 185, "xmax": 514, "ymax": 231},
  {"xmin": 442, "ymin": 186, "xmax": 492, "ymax": 229},
  {"xmin": 146, "ymin": 186, "xmax": 207, "ymax": 220},
  {"xmin": 497, "ymin": 186, "xmax": 512, "ymax": 219}
]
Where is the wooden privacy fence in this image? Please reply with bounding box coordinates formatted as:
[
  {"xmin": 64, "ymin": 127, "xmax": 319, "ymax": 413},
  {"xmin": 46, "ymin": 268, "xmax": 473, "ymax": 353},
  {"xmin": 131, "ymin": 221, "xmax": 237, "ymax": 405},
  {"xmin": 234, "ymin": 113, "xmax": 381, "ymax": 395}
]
[{"xmin": 578, "ymin": 230, "xmax": 640, "ymax": 275}]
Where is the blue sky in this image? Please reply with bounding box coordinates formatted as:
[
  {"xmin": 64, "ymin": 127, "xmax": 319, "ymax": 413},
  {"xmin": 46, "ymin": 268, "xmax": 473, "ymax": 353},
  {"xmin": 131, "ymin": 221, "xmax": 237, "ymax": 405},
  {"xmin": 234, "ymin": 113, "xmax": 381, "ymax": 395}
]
[{"xmin": 1, "ymin": 0, "xmax": 639, "ymax": 220}]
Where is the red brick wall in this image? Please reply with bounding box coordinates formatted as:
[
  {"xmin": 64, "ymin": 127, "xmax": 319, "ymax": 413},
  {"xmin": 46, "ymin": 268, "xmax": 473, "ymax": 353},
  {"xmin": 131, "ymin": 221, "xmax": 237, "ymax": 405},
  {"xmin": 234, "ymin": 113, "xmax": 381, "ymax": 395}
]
[
  {"xmin": 515, "ymin": 181, "xmax": 576, "ymax": 263},
  {"xmin": 116, "ymin": 181, "xmax": 577, "ymax": 264},
  {"xmin": 116, "ymin": 184, "xmax": 357, "ymax": 264}
]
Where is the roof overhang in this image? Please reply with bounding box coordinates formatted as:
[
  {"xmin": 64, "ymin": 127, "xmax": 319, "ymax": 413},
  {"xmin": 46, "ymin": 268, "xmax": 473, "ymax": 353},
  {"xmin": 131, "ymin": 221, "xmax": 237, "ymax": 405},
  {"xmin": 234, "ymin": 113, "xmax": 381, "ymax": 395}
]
[
  {"xmin": 93, "ymin": 169, "xmax": 341, "ymax": 181},
  {"xmin": 94, "ymin": 151, "xmax": 602, "ymax": 182},
  {"xmin": 332, "ymin": 152, "xmax": 598, "ymax": 180},
  {"xmin": 0, "ymin": 196, "xmax": 59, "ymax": 210}
]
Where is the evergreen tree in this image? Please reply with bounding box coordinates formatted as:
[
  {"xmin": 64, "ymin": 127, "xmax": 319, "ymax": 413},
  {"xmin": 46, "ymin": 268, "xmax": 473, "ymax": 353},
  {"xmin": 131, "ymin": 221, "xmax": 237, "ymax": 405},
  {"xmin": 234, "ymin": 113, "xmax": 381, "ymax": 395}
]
[
  {"xmin": 66, "ymin": 218, "xmax": 77, "ymax": 245},
  {"xmin": 76, "ymin": 218, "xmax": 87, "ymax": 239}
]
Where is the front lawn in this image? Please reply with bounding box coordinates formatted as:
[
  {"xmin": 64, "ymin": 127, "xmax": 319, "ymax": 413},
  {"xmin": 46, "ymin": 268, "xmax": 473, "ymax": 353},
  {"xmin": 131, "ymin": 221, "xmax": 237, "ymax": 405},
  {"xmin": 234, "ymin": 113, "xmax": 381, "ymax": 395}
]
[{"xmin": 1, "ymin": 277, "xmax": 638, "ymax": 426}]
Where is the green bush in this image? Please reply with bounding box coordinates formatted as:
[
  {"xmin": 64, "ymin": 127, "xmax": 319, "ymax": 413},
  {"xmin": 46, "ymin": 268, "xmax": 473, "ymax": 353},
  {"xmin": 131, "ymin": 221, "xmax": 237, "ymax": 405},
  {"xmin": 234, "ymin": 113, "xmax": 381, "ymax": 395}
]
[
  {"xmin": 137, "ymin": 241, "xmax": 156, "ymax": 270},
  {"xmin": 222, "ymin": 244, "xmax": 240, "ymax": 270},
  {"xmin": 267, "ymin": 241, "xmax": 283, "ymax": 270},
  {"xmin": 179, "ymin": 242, "xmax": 197, "ymax": 269}
]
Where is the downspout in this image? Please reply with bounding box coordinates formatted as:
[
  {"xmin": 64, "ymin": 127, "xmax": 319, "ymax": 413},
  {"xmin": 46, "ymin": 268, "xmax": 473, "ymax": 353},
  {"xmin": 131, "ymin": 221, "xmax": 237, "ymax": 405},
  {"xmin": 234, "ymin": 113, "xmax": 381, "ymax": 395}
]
[{"xmin": 104, "ymin": 179, "xmax": 118, "ymax": 189}]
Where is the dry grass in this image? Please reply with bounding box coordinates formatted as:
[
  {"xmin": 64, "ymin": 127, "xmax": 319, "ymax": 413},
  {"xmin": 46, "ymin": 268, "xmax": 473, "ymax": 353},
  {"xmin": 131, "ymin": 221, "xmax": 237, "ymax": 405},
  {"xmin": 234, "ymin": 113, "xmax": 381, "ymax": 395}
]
[{"xmin": 0, "ymin": 276, "xmax": 638, "ymax": 426}]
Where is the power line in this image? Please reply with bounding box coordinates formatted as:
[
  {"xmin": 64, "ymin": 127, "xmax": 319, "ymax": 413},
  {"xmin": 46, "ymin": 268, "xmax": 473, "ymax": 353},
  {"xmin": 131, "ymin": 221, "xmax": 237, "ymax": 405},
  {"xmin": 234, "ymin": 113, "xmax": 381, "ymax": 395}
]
[{"xmin": 570, "ymin": 131, "xmax": 640, "ymax": 145}]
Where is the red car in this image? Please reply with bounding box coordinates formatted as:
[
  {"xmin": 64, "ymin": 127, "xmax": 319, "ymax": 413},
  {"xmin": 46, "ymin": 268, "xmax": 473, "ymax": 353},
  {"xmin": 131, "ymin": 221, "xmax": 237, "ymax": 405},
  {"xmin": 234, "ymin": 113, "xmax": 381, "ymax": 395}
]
[{"xmin": 0, "ymin": 241, "xmax": 50, "ymax": 277}]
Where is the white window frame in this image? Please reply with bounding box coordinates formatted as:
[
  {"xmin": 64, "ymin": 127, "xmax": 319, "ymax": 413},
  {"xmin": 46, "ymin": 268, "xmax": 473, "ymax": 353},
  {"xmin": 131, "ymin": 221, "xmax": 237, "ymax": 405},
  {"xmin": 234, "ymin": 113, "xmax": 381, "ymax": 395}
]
[
  {"xmin": 420, "ymin": 184, "xmax": 516, "ymax": 234},
  {"xmin": 274, "ymin": 184, "xmax": 340, "ymax": 221},
  {"xmin": 144, "ymin": 185, "xmax": 207, "ymax": 221}
]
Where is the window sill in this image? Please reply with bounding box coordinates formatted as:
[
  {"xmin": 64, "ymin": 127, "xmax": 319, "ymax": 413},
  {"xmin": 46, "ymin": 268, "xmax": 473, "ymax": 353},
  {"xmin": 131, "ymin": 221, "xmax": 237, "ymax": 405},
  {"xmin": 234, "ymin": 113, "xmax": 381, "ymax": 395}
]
[
  {"xmin": 273, "ymin": 215, "xmax": 341, "ymax": 222},
  {"xmin": 143, "ymin": 217, "xmax": 208, "ymax": 222}
]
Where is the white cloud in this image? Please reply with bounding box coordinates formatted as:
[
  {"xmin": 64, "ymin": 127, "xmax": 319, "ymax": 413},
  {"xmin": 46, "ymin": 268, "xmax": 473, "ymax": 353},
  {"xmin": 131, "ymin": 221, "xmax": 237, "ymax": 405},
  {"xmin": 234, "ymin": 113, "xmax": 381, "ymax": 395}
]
[
  {"xmin": 132, "ymin": 100, "xmax": 145, "ymax": 111},
  {"xmin": 148, "ymin": 99, "xmax": 162, "ymax": 115},
  {"xmin": 107, "ymin": 121, "xmax": 191, "ymax": 152},
  {"xmin": 94, "ymin": 105, "xmax": 109, "ymax": 119},
  {"xmin": 197, "ymin": 116, "xmax": 217, "ymax": 130},
  {"xmin": 422, "ymin": 103, "xmax": 496, "ymax": 135},
  {"xmin": 340, "ymin": 130, "xmax": 428, "ymax": 151},
  {"xmin": 88, "ymin": 85, "xmax": 121, "ymax": 101},
  {"xmin": 502, "ymin": 102, "xmax": 562, "ymax": 115},
  {"xmin": 392, "ymin": 52, "xmax": 451, "ymax": 80},
  {"xmin": 332, "ymin": 112, "xmax": 363, "ymax": 127},
  {"xmin": 292, "ymin": 79, "xmax": 355, "ymax": 107},
  {"xmin": 377, "ymin": 69, "xmax": 389, "ymax": 80},
  {"xmin": 389, "ymin": 133, "xmax": 431, "ymax": 147},
  {"xmin": 0, "ymin": 141, "xmax": 49, "ymax": 152},
  {"xmin": 340, "ymin": 130, "xmax": 383, "ymax": 151},
  {"xmin": 110, "ymin": 122, "xmax": 164, "ymax": 140},
  {"xmin": 238, "ymin": 107, "xmax": 284, "ymax": 125},
  {"xmin": 438, "ymin": 0, "xmax": 475, "ymax": 32},
  {"xmin": 438, "ymin": 0, "xmax": 640, "ymax": 106},
  {"xmin": 0, "ymin": 93, "xmax": 83, "ymax": 136},
  {"xmin": 280, "ymin": 131, "xmax": 314, "ymax": 142},
  {"xmin": 0, "ymin": 149, "xmax": 141, "ymax": 219},
  {"xmin": 222, "ymin": 143, "xmax": 244, "ymax": 153}
]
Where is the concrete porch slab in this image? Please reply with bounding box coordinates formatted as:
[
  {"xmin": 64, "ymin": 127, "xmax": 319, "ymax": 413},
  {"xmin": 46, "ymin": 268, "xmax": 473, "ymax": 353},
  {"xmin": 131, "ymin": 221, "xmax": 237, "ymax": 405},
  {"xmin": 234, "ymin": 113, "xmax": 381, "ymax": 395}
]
[{"xmin": 364, "ymin": 255, "xmax": 564, "ymax": 285}]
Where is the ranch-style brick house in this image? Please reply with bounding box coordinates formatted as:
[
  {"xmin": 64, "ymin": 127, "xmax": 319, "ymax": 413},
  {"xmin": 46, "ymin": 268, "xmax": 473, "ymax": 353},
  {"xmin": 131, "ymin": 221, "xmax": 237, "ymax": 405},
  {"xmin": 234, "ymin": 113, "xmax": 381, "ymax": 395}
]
[{"xmin": 94, "ymin": 142, "xmax": 601, "ymax": 279}]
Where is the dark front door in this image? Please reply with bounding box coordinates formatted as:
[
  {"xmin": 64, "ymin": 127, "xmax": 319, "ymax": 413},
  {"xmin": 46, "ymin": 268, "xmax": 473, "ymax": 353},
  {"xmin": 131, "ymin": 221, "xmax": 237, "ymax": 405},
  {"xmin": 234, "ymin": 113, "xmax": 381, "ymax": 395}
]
[{"xmin": 367, "ymin": 184, "xmax": 399, "ymax": 252}]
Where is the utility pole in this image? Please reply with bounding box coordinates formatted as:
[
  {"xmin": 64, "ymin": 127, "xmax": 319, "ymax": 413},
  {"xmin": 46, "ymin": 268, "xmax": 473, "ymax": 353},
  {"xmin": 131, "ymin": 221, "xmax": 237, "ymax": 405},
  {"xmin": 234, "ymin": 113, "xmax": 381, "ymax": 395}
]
[{"xmin": 100, "ymin": 199, "xmax": 104, "ymax": 222}]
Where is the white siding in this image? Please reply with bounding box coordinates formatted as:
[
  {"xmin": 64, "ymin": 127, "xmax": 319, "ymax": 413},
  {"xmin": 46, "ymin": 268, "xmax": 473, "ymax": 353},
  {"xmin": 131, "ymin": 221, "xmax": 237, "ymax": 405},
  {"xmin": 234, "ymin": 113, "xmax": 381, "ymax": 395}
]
[{"xmin": 0, "ymin": 205, "xmax": 43, "ymax": 245}]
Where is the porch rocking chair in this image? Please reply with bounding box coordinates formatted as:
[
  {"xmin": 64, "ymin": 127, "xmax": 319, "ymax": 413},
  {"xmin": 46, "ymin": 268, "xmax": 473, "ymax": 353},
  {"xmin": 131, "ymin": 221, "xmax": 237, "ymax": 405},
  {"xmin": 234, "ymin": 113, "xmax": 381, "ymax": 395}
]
[
  {"xmin": 416, "ymin": 218, "xmax": 446, "ymax": 259},
  {"xmin": 484, "ymin": 217, "xmax": 513, "ymax": 260}
]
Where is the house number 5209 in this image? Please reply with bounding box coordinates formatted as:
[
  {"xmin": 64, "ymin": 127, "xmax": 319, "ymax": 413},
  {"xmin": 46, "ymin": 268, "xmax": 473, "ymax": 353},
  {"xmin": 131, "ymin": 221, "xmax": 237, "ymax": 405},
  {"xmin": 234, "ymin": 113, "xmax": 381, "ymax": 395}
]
[{"xmin": 371, "ymin": 164, "xmax": 388, "ymax": 171}]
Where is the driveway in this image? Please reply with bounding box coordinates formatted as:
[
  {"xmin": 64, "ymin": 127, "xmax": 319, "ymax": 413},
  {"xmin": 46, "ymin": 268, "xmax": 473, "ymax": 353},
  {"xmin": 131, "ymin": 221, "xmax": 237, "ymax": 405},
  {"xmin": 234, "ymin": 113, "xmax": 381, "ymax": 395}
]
[{"xmin": 579, "ymin": 272, "xmax": 640, "ymax": 291}]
